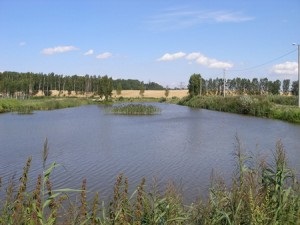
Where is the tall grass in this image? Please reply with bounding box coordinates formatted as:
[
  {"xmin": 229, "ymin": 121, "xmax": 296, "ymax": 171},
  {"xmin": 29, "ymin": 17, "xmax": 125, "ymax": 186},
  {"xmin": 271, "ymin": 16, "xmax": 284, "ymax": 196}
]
[
  {"xmin": 179, "ymin": 95, "xmax": 300, "ymax": 123},
  {"xmin": 0, "ymin": 139, "xmax": 299, "ymax": 224},
  {"xmin": 0, "ymin": 98, "xmax": 93, "ymax": 114}
]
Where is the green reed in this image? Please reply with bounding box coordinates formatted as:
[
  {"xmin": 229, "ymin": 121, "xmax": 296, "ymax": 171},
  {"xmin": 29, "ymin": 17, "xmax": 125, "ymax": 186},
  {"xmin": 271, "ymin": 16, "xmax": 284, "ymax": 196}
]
[
  {"xmin": 0, "ymin": 98, "xmax": 93, "ymax": 114},
  {"xmin": 110, "ymin": 104, "xmax": 161, "ymax": 115},
  {"xmin": 179, "ymin": 95, "xmax": 300, "ymax": 123}
]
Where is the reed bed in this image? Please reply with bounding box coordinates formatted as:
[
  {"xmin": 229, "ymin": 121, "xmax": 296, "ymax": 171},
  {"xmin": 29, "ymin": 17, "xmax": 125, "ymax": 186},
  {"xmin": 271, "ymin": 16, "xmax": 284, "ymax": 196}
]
[
  {"xmin": 110, "ymin": 104, "xmax": 161, "ymax": 115},
  {"xmin": 0, "ymin": 139, "xmax": 299, "ymax": 224},
  {"xmin": 179, "ymin": 95, "xmax": 300, "ymax": 123},
  {"xmin": 0, "ymin": 98, "xmax": 93, "ymax": 114}
]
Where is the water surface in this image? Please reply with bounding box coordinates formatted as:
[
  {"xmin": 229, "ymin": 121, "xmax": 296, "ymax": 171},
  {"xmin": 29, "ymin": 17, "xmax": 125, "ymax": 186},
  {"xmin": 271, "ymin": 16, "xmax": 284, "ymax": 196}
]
[{"xmin": 0, "ymin": 103, "xmax": 299, "ymax": 202}]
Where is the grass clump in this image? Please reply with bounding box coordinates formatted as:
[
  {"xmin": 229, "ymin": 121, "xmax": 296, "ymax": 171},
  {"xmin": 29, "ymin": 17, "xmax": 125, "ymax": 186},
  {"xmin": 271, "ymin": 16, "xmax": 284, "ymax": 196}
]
[
  {"xmin": 0, "ymin": 139, "xmax": 299, "ymax": 224},
  {"xmin": 110, "ymin": 104, "xmax": 161, "ymax": 115}
]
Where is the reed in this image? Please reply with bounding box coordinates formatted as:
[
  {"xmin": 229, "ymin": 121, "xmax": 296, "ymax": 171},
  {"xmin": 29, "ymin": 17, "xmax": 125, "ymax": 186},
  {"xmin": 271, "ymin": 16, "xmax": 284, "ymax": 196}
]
[
  {"xmin": 0, "ymin": 139, "xmax": 299, "ymax": 224},
  {"xmin": 0, "ymin": 98, "xmax": 93, "ymax": 114},
  {"xmin": 179, "ymin": 95, "xmax": 300, "ymax": 123},
  {"xmin": 110, "ymin": 104, "xmax": 161, "ymax": 115}
]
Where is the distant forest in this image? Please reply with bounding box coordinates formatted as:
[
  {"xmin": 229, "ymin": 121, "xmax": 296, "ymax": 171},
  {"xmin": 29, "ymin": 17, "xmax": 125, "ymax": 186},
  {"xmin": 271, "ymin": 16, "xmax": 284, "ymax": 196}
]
[
  {"xmin": 0, "ymin": 71, "xmax": 298, "ymax": 98},
  {"xmin": 0, "ymin": 71, "xmax": 164, "ymax": 98}
]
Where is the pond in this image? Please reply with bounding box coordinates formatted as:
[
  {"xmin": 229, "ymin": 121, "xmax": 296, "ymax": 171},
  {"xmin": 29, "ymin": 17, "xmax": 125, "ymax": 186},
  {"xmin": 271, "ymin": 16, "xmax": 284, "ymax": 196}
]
[{"xmin": 0, "ymin": 103, "xmax": 299, "ymax": 202}]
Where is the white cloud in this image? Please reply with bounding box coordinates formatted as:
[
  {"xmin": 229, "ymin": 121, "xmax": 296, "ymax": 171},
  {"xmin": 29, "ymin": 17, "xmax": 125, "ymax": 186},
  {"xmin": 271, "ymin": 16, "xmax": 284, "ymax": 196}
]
[
  {"xmin": 211, "ymin": 11, "xmax": 254, "ymax": 23},
  {"xmin": 148, "ymin": 8, "xmax": 254, "ymax": 30},
  {"xmin": 84, "ymin": 49, "xmax": 94, "ymax": 56},
  {"xmin": 158, "ymin": 51, "xmax": 233, "ymax": 69},
  {"xmin": 42, "ymin": 45, "xmax": 78, "ymax": 55},
  {"xmin": 192, "ymin": 53, "xmax": 233, "ymax": 69},
  {"xmin": 272, "ymin": 61, "xmax": 298, "ymax": 75},
  {"xmin": 19, "ymin": 41, "xmax": 26, "ymax": 46},
  {"xmin": 96, "ymin": 52, "xmax": 112, "ymax": 59},
  {"xmin": 186, "ymin": 52, "xmax": 201, "ymax": 60},
  {"xmin": 157, "ymin": 52, "xmax": 186, "ymax": 61}
]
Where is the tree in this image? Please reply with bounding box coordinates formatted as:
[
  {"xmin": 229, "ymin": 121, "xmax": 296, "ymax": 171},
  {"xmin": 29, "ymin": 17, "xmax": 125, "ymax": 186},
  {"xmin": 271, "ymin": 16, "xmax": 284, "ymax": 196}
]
[
  {"xmin": 139, "ymin": 82, "xmax": 145, "ymax": 97},
  {"xmin": 165, "ymin": 86, "xmax": 169, "ymax": 98},
  {"xmin": 188, "ymin": 73, "xmax": 201, "ymax": 97},
  {"xmin": 116, "ymin": 82, "xmax": 122, "ymax": 95},
  {"xmin": 250, "ymin": 78, "xmax": 260, "ymax": 95},
  {"xmin": 291, "ymin": 80, "xmax": 299, "ymax": 96},
  {"xmin": 260, "ymin": 78, "xmax": 269, "ymax": 94},
  {"xmin": 268, "ymin": 80, "xmax": 281, "ymax": 95},
  {"xmin": 98, "ymin": 76, "xmax": 113, "ymax": 100},
  {"xmin": 282, "ymin": 79, "xmax": 290, "ymax": 95}
]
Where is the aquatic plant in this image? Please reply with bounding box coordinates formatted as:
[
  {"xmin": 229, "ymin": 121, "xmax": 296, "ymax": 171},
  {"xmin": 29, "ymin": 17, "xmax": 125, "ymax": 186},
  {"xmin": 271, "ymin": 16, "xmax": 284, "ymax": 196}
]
[
  {"xmin": 0, "ymin": 98, "xmax": 93, "ymax": 114},
  {"xmin": 179, "ymin": 95, "xmax": 300, "ymax": 123},
  {"xmin": 110, "ymin": 104, "xmax": 161, "ymax": 115}
]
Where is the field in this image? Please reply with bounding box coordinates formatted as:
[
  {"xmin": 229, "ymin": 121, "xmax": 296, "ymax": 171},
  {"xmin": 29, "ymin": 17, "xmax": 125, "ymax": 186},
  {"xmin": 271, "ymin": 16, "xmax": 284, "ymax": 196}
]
[
  {"xmin": 44, "ymin": 89, "xmax": 189, "ymax": 99},
  {"xmin": 112, "ymin": 90, "xmax": 188, "ymax": 99}
]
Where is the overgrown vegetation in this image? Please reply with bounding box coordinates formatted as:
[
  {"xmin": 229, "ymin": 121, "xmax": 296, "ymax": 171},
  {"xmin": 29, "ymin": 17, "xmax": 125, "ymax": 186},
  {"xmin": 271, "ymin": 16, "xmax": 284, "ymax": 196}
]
[
  {"xmin": 0, "ymin": 139, "xmax": 299, "ymax": 224},
  {"xmin": 0, "ymin": 98, "xmax": 93, "ymax": 114},
  {"xmin": 179, "ymin": 95, "xmax": 300, "ymax": 123},
  {"xmin": 110, "ymin": 104, "xmax": 161, "ymax": 115}
]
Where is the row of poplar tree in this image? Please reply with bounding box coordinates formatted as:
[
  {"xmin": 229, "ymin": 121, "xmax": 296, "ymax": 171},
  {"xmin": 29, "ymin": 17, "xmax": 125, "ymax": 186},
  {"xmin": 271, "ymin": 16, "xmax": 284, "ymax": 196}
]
[
  {"xmin": 0, "ymin": 71, "xmax": 164, "ymax": 99},
  {"xmin": 0, "ymin": 71, "xmax": 298, "ymax": 98},
  {"xmin": 188, "ymin": 74, "xmax": 299, "ymax": 96}
]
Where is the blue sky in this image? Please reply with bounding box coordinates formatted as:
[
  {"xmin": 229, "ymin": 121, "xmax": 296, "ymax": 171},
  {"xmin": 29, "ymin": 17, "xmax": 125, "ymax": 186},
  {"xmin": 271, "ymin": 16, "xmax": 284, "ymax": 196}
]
[{"xmin": 0, "ymin": 0, "xmax": 299, "ymax": 87}]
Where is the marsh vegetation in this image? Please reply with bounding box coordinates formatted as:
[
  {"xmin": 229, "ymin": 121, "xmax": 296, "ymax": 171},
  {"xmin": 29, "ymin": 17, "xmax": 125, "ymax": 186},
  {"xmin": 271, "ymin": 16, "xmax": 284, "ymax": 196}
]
[
  {"xmin": 110, "ymin": 104, "xmax": 161, "ymax": 115},
  {"xmin": 179, "ymin": 95, "xmax": 300, "ymax": 123},
  {"xmin": 0, "ymin": 98, "xmax": 93, "ymax": 114}
]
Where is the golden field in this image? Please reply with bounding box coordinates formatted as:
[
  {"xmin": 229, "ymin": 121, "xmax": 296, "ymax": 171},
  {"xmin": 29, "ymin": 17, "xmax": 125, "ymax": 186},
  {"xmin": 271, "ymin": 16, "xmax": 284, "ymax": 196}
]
[
  {"xmin": 111, "ymin": 89, "xmax": 188, "ymax": 98},
  {"xmin": 48, "ymin": 89, "xmax": 189, "ymax": 99}
]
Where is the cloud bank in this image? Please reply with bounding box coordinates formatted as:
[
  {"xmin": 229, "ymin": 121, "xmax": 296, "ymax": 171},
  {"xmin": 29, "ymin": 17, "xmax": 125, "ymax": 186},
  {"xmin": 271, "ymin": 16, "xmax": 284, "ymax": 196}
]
[
  {"xmin": 42, "ymin": 45, "xmax": 78, "ymax": 55},
  {"xmin": 272, "ymin": 61, "xmax": 298, "ymax": 75},
  {"xmin": 158, "ymin": 51, "xmax": 233, "ymax": 69}
]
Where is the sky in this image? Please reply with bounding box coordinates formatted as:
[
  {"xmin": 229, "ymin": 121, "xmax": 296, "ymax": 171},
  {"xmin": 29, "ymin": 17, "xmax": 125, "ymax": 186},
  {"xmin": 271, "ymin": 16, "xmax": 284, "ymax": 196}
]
[{"xmin": 0, "ymin": 0, "xmax": 299, "ymax": 88}]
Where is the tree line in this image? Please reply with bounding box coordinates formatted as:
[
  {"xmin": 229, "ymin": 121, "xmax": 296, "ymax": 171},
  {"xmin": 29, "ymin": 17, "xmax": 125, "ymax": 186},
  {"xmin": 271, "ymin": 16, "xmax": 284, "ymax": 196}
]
[
  {"xmin": 0, "ymin": 71, "xmax": 164, "ymax": 99},
  {"xmin": 188, "ymin": 74, "xmax": 299, "ymax": 97},
  {"xmin": 1, "ymin": 71, "xmax": 298, "ymax": 99}
]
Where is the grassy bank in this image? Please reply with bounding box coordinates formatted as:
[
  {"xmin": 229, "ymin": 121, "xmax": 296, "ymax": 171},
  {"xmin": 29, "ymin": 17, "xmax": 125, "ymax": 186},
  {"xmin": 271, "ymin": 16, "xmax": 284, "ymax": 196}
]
[
  {"xmin": 179, "ymin": 95, "xmax": 300, "ymax": 123},
  {"xmin": 0, "ymin": 97, "xmax": 94, "ymax": 114},
  {"xmin": 0, "ymin": 140, "xmax": 299, "ymax": 224}
]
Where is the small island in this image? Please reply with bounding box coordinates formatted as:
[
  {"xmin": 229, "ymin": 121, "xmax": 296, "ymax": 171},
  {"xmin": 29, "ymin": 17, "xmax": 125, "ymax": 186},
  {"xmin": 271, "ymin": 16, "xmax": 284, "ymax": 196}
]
[{"xmin": 110, "ymin": 103, "xmax": 161, "ymax": 115}]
